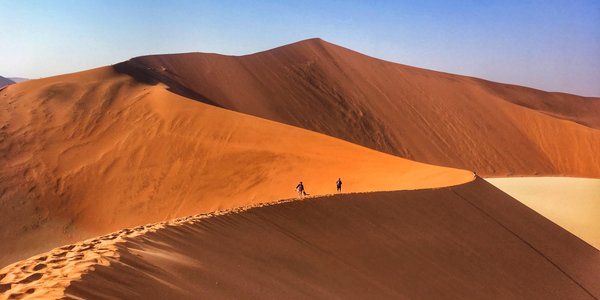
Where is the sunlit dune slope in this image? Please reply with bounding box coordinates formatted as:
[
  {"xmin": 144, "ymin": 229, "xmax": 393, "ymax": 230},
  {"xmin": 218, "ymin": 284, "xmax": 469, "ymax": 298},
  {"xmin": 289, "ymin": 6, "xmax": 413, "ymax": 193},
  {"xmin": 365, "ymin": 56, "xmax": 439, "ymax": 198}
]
[
  {"xmin": 2, "ymin": 178, "xmax": 597, "ymax": 299},
  {"xmin": 0, "ymin": 67, "xmax": 472, "ymax": 267},
  {"xmin": 115, "ymin": 38, "xmax": 600, "ymax": 177},
  {"xmin": 487, "ymin": 177, "xmax": 600, "ymax": 249}
]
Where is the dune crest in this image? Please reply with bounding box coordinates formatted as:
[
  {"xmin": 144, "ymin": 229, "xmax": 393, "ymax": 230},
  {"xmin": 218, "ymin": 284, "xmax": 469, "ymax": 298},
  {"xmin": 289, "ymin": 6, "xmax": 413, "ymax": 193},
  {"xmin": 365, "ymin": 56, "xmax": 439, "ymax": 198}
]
[
  {"xmin": 115, "ymin": 38, "xmax": 600, "ymax": 177},
  {"xmin": 2, "ymin": 179, "xmax": 598, "ymax": 299},
  {"xmin": 0, "ymin": 67, "xmax": 472, "ymax": 267}
]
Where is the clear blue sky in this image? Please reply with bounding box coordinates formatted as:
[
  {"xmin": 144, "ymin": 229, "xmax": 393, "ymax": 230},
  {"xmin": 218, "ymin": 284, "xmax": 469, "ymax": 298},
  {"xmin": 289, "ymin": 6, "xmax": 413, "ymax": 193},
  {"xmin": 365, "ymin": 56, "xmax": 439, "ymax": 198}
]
[{"xmin": 2, "ymin": 0, "xmax": 599, "ymax": 96}]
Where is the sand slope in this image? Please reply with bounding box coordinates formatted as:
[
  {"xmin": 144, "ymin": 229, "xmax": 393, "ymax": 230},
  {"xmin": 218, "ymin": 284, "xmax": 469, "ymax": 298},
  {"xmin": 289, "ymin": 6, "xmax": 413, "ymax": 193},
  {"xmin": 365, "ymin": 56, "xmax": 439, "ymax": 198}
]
[
  {"xmin": 487, "ymin": 177, "xmax": 600, "ymax": 249},
  {"xmin": 0, "ymin": 67, "xmax": 472, "ymax": 267},
  {"xmin": 2, "ymin": 178, "xmax": 598, "ymax": 299},
  {"xmin": 115, "ymin": 38, "xmax": 600, "ymax": 177}
]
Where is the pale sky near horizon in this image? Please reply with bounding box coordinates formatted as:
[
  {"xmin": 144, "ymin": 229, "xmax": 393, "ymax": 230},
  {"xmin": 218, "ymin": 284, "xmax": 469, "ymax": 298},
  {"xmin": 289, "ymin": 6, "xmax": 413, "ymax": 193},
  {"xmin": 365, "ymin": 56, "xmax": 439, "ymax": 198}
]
[{"xmin": 2, "ymin": 0, "xmax": 599, "ymax": 96}]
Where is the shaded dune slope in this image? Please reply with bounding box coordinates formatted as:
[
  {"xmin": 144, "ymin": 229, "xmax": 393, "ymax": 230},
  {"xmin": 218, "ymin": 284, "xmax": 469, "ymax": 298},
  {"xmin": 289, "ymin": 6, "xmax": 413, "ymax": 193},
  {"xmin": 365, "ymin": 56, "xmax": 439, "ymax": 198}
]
[
  {"xmin": 0, "ymin": 67, "xmax": 472, "ymax": 267},
  {"xmin": 0, "ymin": 76, "xmax": 14, "ymax": 89},
  {"xmin": 115, "ymin": 38, "xmax": 600, "ymax": 177},
  {"xmin": 2, "ymin": 179, "xmax": 597, "ymax": 299}
]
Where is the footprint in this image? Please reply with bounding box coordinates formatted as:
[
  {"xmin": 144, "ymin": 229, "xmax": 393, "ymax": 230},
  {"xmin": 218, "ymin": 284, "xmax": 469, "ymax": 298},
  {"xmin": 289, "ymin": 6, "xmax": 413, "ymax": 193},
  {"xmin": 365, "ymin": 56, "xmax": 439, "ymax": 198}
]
[
  {"xmin": 36, "ymin": 256, "xmax": 47, "ymax": 262},
  {"xmin": 17, "ymin": 273, "xmax": 42, "ymax": 284},
  {"xmin": 52, "ymin": 252, "xmax": 67, "ymax": 258},
  {"xmin": 48, "ymin": 258, "xmax": 66, "ymax": 264},
  {"xmin": 60, "ymin": 245, "xmax": 75, "ymax": 251},
  {"xmin": 0, "ymin": 283, "xmax": 11, "ymax": 293},
  {"xmin": 33, "ymin": 264, "xmax": 46, "ymax": 271}
]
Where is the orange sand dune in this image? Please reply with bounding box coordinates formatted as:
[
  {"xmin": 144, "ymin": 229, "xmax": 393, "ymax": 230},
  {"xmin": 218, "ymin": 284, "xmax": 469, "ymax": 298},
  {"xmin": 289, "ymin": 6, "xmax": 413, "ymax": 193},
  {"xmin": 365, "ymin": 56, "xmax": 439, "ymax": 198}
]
[
  {"xmin": 0, "ymin": 67, "xmax": 472, "ymax": 267},
  {"xmin": 2, "ymin": 178, "xmax": 598, "ymax": 299},
  {"xmin": 116, "ymin": 38, "xmax": 600, "ymax": 177}
]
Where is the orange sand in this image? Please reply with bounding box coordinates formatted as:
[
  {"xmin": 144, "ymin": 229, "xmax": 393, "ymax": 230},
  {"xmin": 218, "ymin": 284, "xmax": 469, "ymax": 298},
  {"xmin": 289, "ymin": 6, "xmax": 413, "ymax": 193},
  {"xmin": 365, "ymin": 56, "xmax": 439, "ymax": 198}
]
[
  {"xmin": 0, "ymin": 67, "xmax": 472, "ymax": 267},
  {"xmin": 2, "ymin": 179, "xmax": 598, "ymax": 299}
]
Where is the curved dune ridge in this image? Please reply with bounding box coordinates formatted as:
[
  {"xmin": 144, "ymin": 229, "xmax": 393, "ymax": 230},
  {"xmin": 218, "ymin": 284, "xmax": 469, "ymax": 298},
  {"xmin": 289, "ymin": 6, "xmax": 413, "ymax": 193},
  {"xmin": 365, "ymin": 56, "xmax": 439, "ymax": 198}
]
[
  {"xmin": 115, "ymin": 38, "xmax": 600, "ymax": 177},
  {"xmin": 1, "ymin": 179, "xmax": 599, "ymax": 299},
  {"xmin": 0, "ymin": 66, "xmax": 472, "ymax": 267}
]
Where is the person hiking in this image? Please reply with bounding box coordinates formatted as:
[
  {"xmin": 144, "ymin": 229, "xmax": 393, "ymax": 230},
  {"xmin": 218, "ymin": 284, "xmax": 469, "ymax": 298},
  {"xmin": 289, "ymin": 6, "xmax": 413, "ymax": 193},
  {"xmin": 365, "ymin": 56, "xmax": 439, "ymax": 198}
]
[
  {"xmin": 336, "ymin": 178, "xmax": 342, "ymax": 193},
  {"xmin": 296, "ymin": 181, "xmax": 305, "ymax": 197}
]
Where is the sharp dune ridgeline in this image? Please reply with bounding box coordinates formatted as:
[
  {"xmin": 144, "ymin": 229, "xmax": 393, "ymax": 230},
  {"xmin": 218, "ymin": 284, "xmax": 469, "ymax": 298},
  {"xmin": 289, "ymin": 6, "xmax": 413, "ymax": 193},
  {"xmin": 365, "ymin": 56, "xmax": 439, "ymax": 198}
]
[
  {"xmin": 115, "ymin": 38, "xmax": 600, "ymax": 177},
  {"xmin": 1, "ymin": 38, "xmax": 599, "ymax": 299},
  {"xmin": 0, "ymin": 66, "xmax": 472, "ymax": 267},
  {"xmin": 2, "ymin": 179, "xmax": 599, "ymax": 299}
]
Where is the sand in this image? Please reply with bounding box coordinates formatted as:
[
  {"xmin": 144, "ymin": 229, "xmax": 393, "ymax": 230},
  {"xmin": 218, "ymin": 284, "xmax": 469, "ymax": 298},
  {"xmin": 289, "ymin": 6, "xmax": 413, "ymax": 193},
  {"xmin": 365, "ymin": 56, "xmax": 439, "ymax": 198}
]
[
  {"xmin": 2, "ymin": 178, "xmax": 598, "ymax": 299},
  {"xmin": 115, "ymin": 38, "xmax": 600, "ymax": 177},
  {"xmin": 0, "ymin": 67, "xmax": 472, "ymax": 267},
  {"xmin": 1, "ymin": 38, "xmax": 599, "ymax": 299},
  {"xmin": 486, "ymin": 177, "xmax": 600, "ymax": 249}
]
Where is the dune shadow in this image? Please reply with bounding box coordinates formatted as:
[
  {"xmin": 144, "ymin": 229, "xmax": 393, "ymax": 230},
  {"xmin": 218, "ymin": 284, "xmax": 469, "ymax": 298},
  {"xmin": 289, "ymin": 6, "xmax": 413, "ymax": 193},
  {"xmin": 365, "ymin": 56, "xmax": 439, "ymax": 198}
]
[{"xmin": 112, "ymin": 60, "xmax": 224, "ymax": 109}]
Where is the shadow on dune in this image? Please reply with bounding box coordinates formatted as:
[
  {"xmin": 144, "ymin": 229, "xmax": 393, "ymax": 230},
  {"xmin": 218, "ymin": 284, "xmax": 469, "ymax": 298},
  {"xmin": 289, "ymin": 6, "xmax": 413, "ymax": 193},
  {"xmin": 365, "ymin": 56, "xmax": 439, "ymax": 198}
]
[
  {"xmin": 65, "ymin": 178, "xmax": 600, "ymax": 299},
  {"xmin": 113, "ymin": 60, "xmax": 224, "ymax": 109}
]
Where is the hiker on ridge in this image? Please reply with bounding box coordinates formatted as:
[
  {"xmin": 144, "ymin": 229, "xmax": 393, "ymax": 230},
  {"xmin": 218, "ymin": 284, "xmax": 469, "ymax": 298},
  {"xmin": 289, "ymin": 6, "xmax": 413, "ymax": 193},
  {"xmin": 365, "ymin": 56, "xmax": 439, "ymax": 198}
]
[
  {"xmin": 296, "ymin": 181, "xmax": 305, "ymax": 197},
  {"xmin": 336, "ymin": 178, "xmax": 342, "ymax": 193}
]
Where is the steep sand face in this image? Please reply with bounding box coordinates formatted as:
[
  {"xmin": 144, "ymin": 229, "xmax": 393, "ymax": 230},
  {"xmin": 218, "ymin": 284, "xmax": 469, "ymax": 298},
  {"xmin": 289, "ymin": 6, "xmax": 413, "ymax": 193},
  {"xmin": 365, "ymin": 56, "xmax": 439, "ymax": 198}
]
[
  {"xmin": 116, "ymin": 38, "xmax": 600, "ymax": 177},
  {"xmin": 0, "ymin": 67, "xmax": 472, "ymax": 267},
  {"xmin": 486, "ymin": 177, "xmax": 600, "ymax": 249},
  {"xmin": 3, "ymin": 179, "xmax": 597, "ymax": 299}
]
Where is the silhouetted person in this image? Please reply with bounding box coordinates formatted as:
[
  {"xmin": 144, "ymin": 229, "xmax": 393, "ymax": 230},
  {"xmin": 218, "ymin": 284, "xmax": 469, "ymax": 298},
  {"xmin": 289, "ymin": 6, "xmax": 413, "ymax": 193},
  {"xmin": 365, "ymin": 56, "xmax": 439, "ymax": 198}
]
[
  {"xmin": 336, "ymin": 178, "xmax": 342, "ymax": 192},
  {"xmin": 296, "ymin": 181, "xmax": 305, "ymax": 197}
]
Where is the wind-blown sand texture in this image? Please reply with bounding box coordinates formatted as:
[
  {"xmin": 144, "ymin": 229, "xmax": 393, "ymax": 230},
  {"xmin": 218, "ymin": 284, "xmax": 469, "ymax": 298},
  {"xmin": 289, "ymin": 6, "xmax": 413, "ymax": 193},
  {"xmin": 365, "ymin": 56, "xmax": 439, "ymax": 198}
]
[
  {"xmin": 2, "ymin": 179, "xmax": 599, "ymax": 299},
  {"xmin": 486, "ymin": 177, "xmax": 600, "ymax": 249},
  {"xmin": 115, "ymin": 38, "xmax": 600, "ymax": 177},
  {"xmin": 0, "ymin": 66, "xmax": 472, "ymax": 267}
]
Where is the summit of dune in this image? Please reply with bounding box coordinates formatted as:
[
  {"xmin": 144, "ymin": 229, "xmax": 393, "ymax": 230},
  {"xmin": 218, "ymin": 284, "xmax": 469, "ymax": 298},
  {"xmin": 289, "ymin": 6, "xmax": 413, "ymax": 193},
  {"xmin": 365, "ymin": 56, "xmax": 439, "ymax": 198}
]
[{"xmin": 114, "ymin": 38, "xmax": 600, "ymax": 177}]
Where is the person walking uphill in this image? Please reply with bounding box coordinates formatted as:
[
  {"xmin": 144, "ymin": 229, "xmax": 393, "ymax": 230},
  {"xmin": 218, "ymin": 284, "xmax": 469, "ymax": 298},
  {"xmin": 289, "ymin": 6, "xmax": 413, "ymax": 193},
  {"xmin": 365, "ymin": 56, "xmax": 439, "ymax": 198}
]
[
  {"xmin": 336, "ymin": 178, "xmax": 342, "ymax": 193},
  {"xmin": 296, "ymin": 181, "xmax": 305, "ymax": 197}
]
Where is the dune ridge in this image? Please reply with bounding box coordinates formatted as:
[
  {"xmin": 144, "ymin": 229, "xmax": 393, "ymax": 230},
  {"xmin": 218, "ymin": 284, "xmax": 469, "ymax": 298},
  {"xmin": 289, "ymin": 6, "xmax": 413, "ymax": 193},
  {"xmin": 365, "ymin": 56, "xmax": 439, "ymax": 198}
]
[
  {"xmin": 0, "ymin": 67, "xmax": 472, "ymax": 267},
  {"xmin": 2, "ymin": 178, "xmax": 598, "ymax": 299},
  {"xmin": 115, "ymin": 38, "xmax": 600, "ymax": 177}
]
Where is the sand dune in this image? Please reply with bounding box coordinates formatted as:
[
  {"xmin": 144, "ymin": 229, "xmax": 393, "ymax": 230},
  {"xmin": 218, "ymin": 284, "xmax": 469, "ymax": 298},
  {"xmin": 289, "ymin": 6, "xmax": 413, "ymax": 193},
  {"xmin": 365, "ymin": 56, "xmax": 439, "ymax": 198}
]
[
  {"xmin": 0, "ymin": 67, "xmax": 472, "ymax": 267},
  {"xmin": 0, "ymin": 76, "xmax": 14, "ymax": 88},
  {"xmin": 487, "ymin": 177, "xmax": 600, "ymax": 249},
  {"xmin": 2, "ymin": 178, "xmax": 598, "ymax": 299},
  {"xmin": 2, "ymin": 39, "xmax": 598, "ymax": 298},
  {"xmin": 115, "ymin": 38, "xmax": 600, "ymax": 177}
]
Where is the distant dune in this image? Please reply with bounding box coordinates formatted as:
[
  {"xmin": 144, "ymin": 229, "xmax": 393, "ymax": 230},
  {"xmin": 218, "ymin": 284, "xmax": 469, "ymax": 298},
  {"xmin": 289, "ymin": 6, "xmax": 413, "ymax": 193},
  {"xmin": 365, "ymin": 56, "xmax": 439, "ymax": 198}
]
[
  {"xmin": 0, "ymin": 66, "xmax": 471, "ymax": 267},
  {"xmin": 8, "ymin": 77, "xmax": 29, "ymax": 83},
  {"xmin": 115, "ymin": 38, "xmax": 600, "ymax": 177},
  {"xmin": 487, "ymin": 177, "xmax": 600, "ymax": 249},
  {"xmin": 2, "ymin": 179, "xmax": 599, "ymax": 299},
  {"xmin": 0, "ymin": 76, "xmax": 14, "ymax": 88}
]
